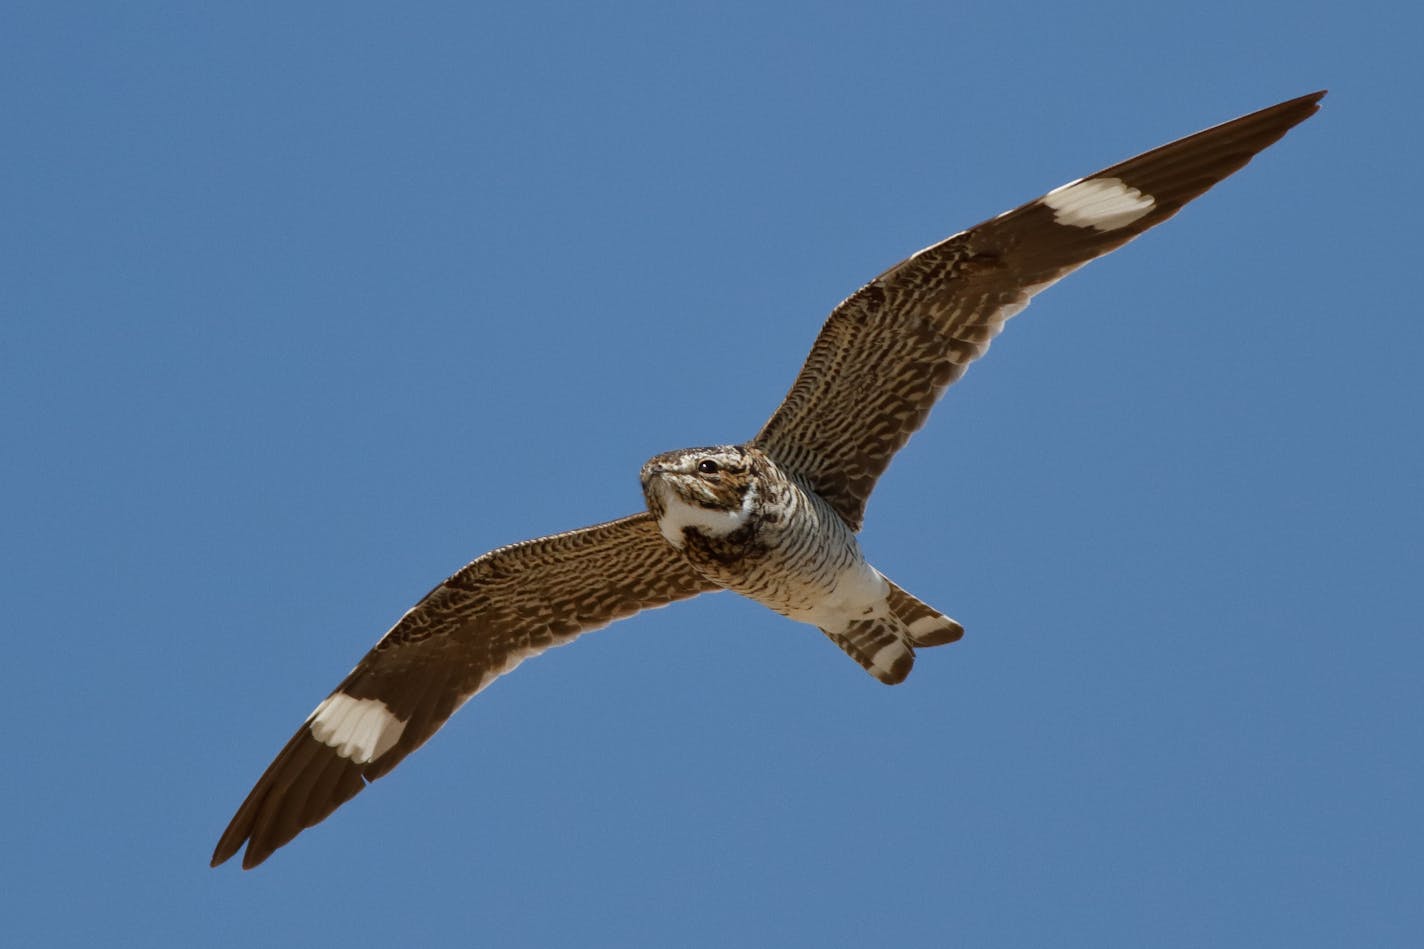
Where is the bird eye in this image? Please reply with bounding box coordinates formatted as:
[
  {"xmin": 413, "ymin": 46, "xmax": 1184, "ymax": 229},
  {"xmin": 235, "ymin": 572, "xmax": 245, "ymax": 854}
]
[{"xmin": 696, "ymin": 459, "xmax": 719, "ymax": 474}]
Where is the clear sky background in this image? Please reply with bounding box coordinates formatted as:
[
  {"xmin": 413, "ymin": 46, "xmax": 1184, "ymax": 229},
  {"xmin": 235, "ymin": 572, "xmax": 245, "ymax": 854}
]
[{"xmin": 4, "ymin": 3, "xmax": 1420, "ymax": 947}]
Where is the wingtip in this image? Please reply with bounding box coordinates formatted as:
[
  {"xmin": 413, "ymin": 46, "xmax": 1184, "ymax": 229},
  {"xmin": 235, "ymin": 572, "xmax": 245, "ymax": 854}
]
[
  {"xmin": 1280, "ymin": 89, "xmax": 1327, "ymax": 119},
  {"xmin": 210, "ymin": 834, "xmax": 238, "ymax": 869},
  {"xmin": 210, "ymin": 836, "xmax": 248, "ymax": 870},
  {"xmin": 210, "ymin": 835, "xmax": 272, "ymax": 870},
  {"xmin": 1228, "ymin": 90, "xmax": 1325, "ymax": 129}
]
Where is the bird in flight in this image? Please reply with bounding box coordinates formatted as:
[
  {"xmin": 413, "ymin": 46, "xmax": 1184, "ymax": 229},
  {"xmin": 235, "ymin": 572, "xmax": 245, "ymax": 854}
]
[{"xmin": 213, "ymin": 91, "xmax": 1323, "ymax": 869}]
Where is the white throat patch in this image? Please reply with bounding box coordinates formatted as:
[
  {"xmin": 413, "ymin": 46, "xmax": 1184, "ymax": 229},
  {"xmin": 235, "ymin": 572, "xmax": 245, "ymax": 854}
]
[{"xmin": 654, "ymin": 479, "xmax": 755, "ymax": 547}]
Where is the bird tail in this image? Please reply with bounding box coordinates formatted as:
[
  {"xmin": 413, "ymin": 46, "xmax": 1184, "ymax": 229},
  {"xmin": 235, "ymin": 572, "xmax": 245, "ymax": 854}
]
[{"xmin": 820, "ymin": 580, "xmax": 963, "ymax": 685}]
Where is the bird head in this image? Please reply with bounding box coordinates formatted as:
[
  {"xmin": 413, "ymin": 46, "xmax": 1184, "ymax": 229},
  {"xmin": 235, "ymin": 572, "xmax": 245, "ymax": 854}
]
[{"xmin": 640, "ymin": 445, "xmax": 761, "ymax": 546}]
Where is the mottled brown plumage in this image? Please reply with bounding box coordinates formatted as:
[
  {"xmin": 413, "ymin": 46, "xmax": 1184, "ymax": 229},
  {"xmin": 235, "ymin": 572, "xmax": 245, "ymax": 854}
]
[
  {"xmin": 211, "ymin": 515, "xmax": 717, "ymax": 869},
  {"xmin": 754, "ymin": 92, "xmax": 1325, "ymax": 529},
  {"xmin": 213, "ymin": 92, "xmax": 1323, "ymax": 870}
]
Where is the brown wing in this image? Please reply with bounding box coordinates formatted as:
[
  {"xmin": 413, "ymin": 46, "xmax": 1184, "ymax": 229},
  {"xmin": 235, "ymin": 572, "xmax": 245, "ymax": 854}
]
[
  {"xmin": 211, "ymin": 513, "xmax": 717, "ymax": 869},
  {"xmin": 753, "ymin": 91, "xmax": 1323, "ymax": 530}
]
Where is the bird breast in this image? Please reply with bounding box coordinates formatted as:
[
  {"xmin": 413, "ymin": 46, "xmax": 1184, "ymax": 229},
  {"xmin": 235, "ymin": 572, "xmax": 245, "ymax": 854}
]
[{"xmin": 667, "ymin": 468, "xmax": 886, "ymax": 625}]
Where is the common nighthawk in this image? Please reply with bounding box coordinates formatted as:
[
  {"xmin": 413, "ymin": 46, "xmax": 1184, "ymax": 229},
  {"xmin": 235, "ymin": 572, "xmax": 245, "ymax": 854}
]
[{"xmin": 213, "ymin": 91, "xmax": 1323, "ymax": 868}]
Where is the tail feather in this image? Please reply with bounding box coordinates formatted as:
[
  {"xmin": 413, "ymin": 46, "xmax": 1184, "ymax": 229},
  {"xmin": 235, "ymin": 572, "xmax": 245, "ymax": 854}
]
[
  {"xmin": 819, "ymin": 580, "xmax": 963, "ymax": 685},
  {"xmin": 887, "ymin": 581, "xmax": 964, "ymax": 647},
  {"xmin": 825, "ymin": 621, "xmax": 916, "ymax": 684}
]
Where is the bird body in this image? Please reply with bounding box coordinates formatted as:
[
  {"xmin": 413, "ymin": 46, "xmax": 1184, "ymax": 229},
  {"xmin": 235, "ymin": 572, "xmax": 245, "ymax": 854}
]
[
  {"xmin": 213, "ymin": 91, "xmax": 1324, "ymax": 869},
  {"xmin": 642, "ymin": 444, "xmax": 960, "ymax": 683}
]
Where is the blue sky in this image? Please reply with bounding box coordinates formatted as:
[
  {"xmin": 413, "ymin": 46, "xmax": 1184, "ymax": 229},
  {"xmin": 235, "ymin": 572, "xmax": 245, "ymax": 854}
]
[{"xmin": 4, "ymin": 2, "xmax": 1420, "ymax": 946}]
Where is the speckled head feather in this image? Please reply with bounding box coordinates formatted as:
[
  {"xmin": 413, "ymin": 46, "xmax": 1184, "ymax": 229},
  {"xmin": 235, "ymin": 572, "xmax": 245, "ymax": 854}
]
[
  {"xmin": 641, "ymin": 446, "xmax": 757, "ymax": 511},
  {"xmin": 640, "ymin": 445, "xmax": 774, "ymax": 547}
]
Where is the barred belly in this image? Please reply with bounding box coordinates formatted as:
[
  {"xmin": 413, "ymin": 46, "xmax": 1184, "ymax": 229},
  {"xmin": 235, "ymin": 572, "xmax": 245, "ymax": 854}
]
[{"xmin": 686, "ymin": 473, "xmax": 889, "ymax": 626}]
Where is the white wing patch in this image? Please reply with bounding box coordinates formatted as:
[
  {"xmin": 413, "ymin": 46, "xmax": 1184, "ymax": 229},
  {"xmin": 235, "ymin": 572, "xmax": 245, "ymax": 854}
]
[
  {"xmin": 1042, "ymin": 177, "xmax": 1155, "ymax": 231},
  {"xmin": 309, "ymin": 693, "xmax": 407, "ymax": 764}
]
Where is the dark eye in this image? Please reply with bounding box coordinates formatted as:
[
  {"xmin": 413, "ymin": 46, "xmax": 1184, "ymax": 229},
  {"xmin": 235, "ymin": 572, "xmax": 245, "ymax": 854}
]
[{"xmin": 696, "ymin": 459, "xmax": 719, "ymax": 474}]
